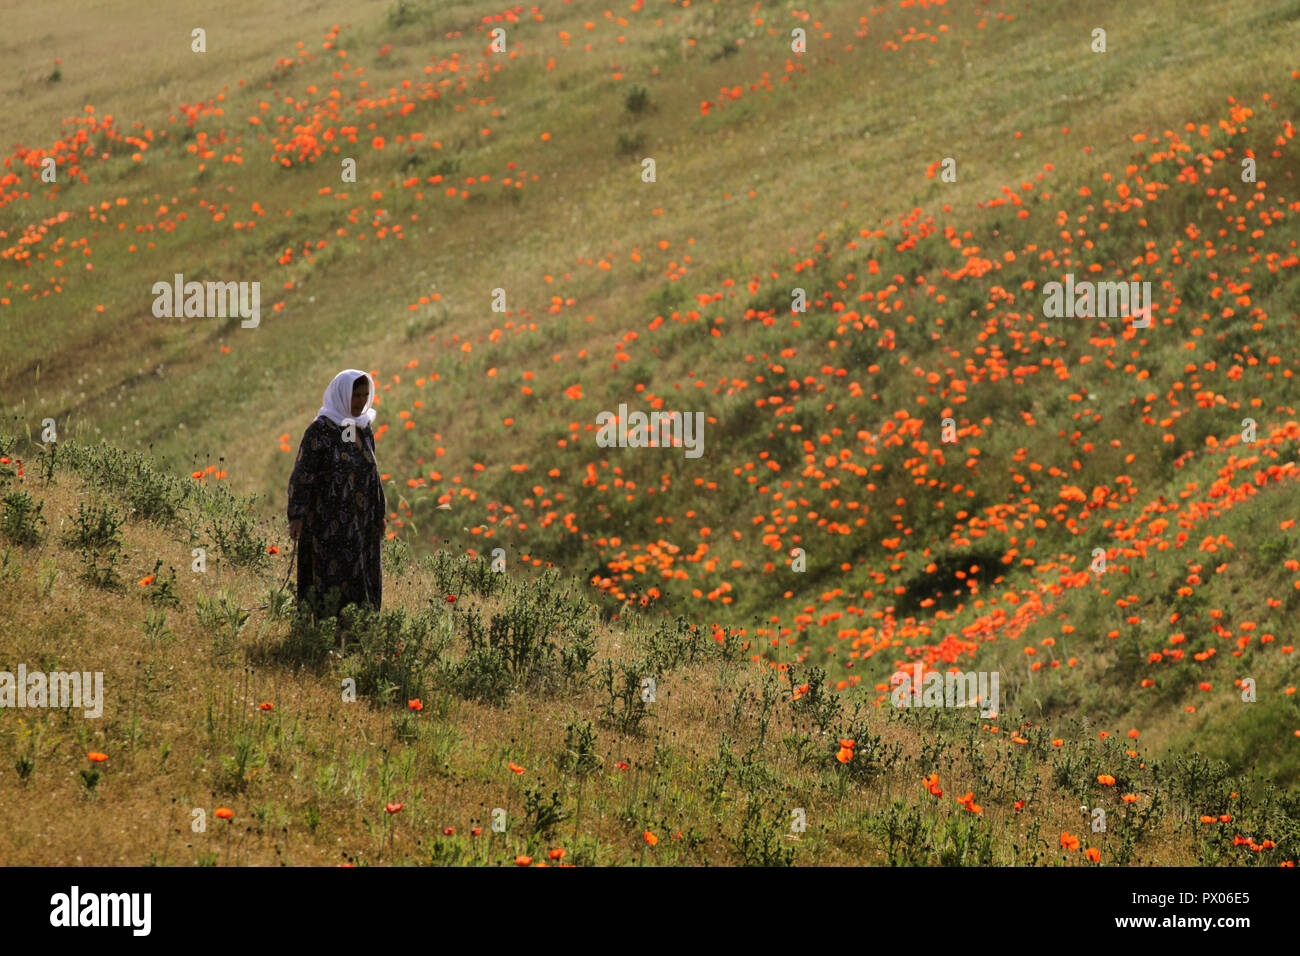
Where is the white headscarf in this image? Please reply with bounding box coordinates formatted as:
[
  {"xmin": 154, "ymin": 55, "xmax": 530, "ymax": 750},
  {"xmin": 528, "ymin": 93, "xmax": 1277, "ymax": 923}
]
[{"xmin": 317, "ymin": 368, "xmax": 378, "ymax": 431}]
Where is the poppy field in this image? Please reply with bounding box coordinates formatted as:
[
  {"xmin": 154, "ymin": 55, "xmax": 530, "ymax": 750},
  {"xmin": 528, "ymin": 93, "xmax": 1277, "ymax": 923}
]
[{"xmin": 1, "ymin": 0, "xmax": 1299, "ymax": 868}]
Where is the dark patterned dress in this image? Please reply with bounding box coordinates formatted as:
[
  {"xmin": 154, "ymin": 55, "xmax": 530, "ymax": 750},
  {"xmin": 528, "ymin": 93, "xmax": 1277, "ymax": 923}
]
[{"xmin": 287, "ymin": 415, "xmax": 386, "ymax": 617}]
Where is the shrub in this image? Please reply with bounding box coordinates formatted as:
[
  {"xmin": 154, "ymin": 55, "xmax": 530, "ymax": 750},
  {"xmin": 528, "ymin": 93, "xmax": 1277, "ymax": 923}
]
[
  {"xmin": 342, "ymin": 603, "xmax": 451, "ymax": 707},
  {"xmin": 597, "ymin": 657, "xmax": 656, "ymax": 735},
  {"xmin": 615, "ymin": 130, "xmax": 646, "ymax": 157},
  {"xmin": 560, "ymin": 720, "xmax": 600, "ymax": 776},
  {"xmin": 61, "ymin": 500, "xmax": 124, "ymax": 552},
  {"xmin": 638, "ymin": 615, "xmax": 701, "ymax": 672},
  {"xmin": 57, "ymin": 438, "xmax": 192, "ymax": 524},
  {"xmin": 522, "ymin": 786, "xmax": 568, "ymax": 839},
  {"xmin": 786, "ymin": 664, "xmax": 842, "ymax": 734},
  {"xmin": 386, "ymin": 0, "xmax": 429, "ymax": 29},
  {"xmin": 426, "ymin": 549, "xmax": 507, "ymax": 598},
  {"xmin": 448, "ymin": 608, "xmax": 514, "ymax": 705},
  {"xmin": 142, "ymin": 560, "xmax": 182, "ymax": 609},
  {"xmin": 624, "ymin": 84, "xmax": 650, "ymax": 114},
  {"xmin": 269, "ymin": 605, "xmax": 340, "ymax": 667},
  {"xmin": 732, "ymin": 792, "xmax": 796, "ymax": 866},
  {"xmin": 74, "ymin": 542, "xmax": 123, "ymax": 590},
  {"xmin": 450, "ymin": 571, "xmax": 597, "ymax": 703},
  {"xmin": 0, "ymin": 492, "xmax": 46, "ymax": 546},
  {"xmin": 196, "ymin": 590, "xmax": 249, "ymax": 660},
  {"xmin": 383, "ymin": 534, "xmax": 413, "ymax": 577},
  {"xmin": 204, "ymin": 489, "xmax": 268, "ymax": 570},
  {"xmin": 708, "ymin": 41, "xmax": 739, "ymax": 62}
]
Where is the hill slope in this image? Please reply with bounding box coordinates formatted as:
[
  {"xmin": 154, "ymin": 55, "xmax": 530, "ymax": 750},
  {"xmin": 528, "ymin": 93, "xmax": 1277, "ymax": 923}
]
[{"xmin": 0, "ymin": 436, "xmax": 1294, "ymax": 864}]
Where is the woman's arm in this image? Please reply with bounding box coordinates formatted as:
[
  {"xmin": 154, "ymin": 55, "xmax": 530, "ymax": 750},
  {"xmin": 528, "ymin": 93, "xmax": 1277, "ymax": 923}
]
[
  {"xmin": 287, "ymin": 419, "xmax": 329, "ymax": 532},
  {"xmin": 368, "ymin": 429, "xmax": 387, "ymax": 544}
]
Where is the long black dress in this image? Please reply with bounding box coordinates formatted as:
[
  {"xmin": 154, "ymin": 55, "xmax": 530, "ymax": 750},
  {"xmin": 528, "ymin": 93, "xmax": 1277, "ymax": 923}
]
[{"xmin": 287, "ymin": 415, "xmax": 386, "ymax": 618}]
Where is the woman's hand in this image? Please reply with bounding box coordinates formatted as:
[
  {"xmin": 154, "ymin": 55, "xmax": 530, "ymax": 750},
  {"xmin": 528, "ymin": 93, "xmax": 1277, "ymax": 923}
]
[{"xmin": 289, "ymin": 518, "xmax": 303, "ymax": 541}]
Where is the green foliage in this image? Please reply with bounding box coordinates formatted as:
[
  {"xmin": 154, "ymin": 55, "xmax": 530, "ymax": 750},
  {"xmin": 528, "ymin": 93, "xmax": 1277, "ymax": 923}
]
[
  {"xmin": 0, "ymin": 491, "xmax": 45, "ymax": 546},
  {"xmin": 623, "ymin": 85, "xmax": 650, "ymax": 114},
  {"xmin": 341, "ymin": 603, "xmax": 452, "ymax": 708},
  {"xmin": 56, "ymin": 438, "xmax": 193, "ymax": 524},
  {"xmin": 382, "ymin": 534, "xmax": 413, "ymax": 577},
  {"xmin": 61, "ymin": 500, "xmax": 124, "ymax": 551},
  {"xmin": 597, "ymin": 657, "xmax": 655, "ymax": 735},
  {"xmin": 787, "ymin": 664, "xmax": 842, "ymax": 734},
  {"xmin": 386, "ymin": 0, "xmax": 431, "ymax": 30},
  {"xmin": 868, "ymin": 800, "xmax": 932, "ymax": 866},
  {"xmin": 732, "ymin": 792, "xmax": 795, "ymax": 866},
  {"xmin": 560, "ymin": 720, "xmax": 600, "ymax": 776},
  {"xmin": 522, "ymin": 785, "xmax": 568, "ymax": 838},
  {"xmin": 204, "ymin": 488, "xmax": 268, "ymax": 570},
  {"xmin": 139, "ymin": 608, "xmax": 174, "ymax": 642},
  {"xmin": 195, "ymin": 590, "xmax": 249, "ymax": 661},
  {"xmin": 615, "ymin": 130, "xmax": 646, "ymax": 157},
  {"xmin": 449, "ymin": 571, "xmax": 597, "ymax": 703},
  {"xmin": 426, "ymin": 549, "xmax": 508, "ymax": 598},
  {"xmin": 636, "ymin": 614, "xmax": 701, "ymax": 672},
  {"xmin": 218, "ymin": 731, "xmax": 264, "ymax": 794}
]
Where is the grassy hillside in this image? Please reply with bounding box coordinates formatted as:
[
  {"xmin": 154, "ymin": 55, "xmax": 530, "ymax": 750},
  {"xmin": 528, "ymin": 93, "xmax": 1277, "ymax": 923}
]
[
  {"xmin": 0, "ymin": 437, "xmax": 1294, "ymax": 865},
  {"xmin": 2, "ymin": 0, "xmax": 1299, "ymax": 864}
]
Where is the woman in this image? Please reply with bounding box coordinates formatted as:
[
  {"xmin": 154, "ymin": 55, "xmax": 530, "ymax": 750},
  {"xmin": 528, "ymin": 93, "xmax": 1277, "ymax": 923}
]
[{"xmin": 287, "ymin": 369, "xmax": 387, "ymax": 622}]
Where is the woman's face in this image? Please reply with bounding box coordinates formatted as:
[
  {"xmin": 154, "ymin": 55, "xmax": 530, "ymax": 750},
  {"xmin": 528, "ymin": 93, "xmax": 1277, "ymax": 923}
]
[{"xmin": 350, "ymin": 377, "xmax": 370, "ymax": 417}]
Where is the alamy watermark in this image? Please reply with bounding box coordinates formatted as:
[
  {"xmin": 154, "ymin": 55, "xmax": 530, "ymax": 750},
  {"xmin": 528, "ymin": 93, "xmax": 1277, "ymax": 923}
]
[
  {"xmin": 890, "ymin": 662, "xmax": 999, "ymax": 718},
  {"xmin": 0, "ymin": 667, "xmax": 103, "ymax": 718},
  {"xmin": 595, "ymin": 403, "xmax": 705, "ymax": 459},
  {"xmin": 152, "ymin": 273, "xmax": 260, "ymax": 328},
  {"xmin": 49, "ymin": 886, "xmax": 150, "ymax": 936},
  {"xmin": 1042, "ymin": 275, "xmax": 1151, "ymax": 327}
]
